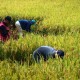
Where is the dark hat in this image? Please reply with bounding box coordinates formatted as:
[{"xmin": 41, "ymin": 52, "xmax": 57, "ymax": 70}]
[
  {"xmin": 5, "ymin": 16, "xmax": 11, "ymax": 22},
  {"xmin": 57, "ymin": 50, "xmax": 64, "ymax": 58}
]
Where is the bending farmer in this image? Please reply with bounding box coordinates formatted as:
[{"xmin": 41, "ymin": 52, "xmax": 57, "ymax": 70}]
[
  {"xmin": 0, "ymin": 16, "xmax": 12, "ymax": 42},
  {"xmin": 15, "ymin": 19, "xmax": 36, "ymax": 36},
  {"xmin": 33, "ymin": 46, "xmax": 64, "ymax": 63}
]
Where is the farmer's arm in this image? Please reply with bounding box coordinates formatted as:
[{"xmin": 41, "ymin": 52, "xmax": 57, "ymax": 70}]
[{"xmin": 25, "ymin": 25, "xmax": 31, "ymax": 32}]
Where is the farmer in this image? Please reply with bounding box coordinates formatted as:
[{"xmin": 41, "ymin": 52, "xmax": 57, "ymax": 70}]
[
  {"xmin": 0, "ymin": 16, "xmax": 12, "ymax": 42},
  {"xmin": 33, "ymin": 46, "xmax": 64, "ymax": 63},
  {"xmin": 15, "ymin": 19, "xmax": 36, "ymax": 37}
]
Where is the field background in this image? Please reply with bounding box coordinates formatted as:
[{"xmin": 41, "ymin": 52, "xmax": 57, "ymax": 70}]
[{"xmin": 0, "ymin": 0, "xmax": 80, "ymax": 80}]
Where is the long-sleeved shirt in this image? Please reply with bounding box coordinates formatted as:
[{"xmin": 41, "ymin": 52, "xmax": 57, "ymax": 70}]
[
  {"xmin": 0, "ymin": 22, "xmax": 10, "ymax": 42},
  {"xmin": 19, "ymin": 20, "xmax": 34, "ymax": 32},
  {"xmin": 33, "ymin": 46, "xmax": 57, "ymax": 62}
]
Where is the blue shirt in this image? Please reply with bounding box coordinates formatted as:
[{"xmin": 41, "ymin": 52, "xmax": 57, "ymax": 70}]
[
  {"xmin": 33, "ymin": 46, "xmax": 57, "ymax": 62},
  {"xmin": 19, "ymin": 20, "xmax": 33, "ymax": 32}
]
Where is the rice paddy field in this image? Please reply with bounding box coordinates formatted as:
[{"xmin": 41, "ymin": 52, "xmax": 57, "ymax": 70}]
[{"xmin": 0, "ymin": 0, "xmax": 80, "ymax": 80}]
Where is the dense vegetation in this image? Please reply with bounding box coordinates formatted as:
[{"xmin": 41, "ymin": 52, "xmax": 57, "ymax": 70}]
[{"xmin": 0, "ymin": 0, "xmax": 80, "ymax": 79}]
